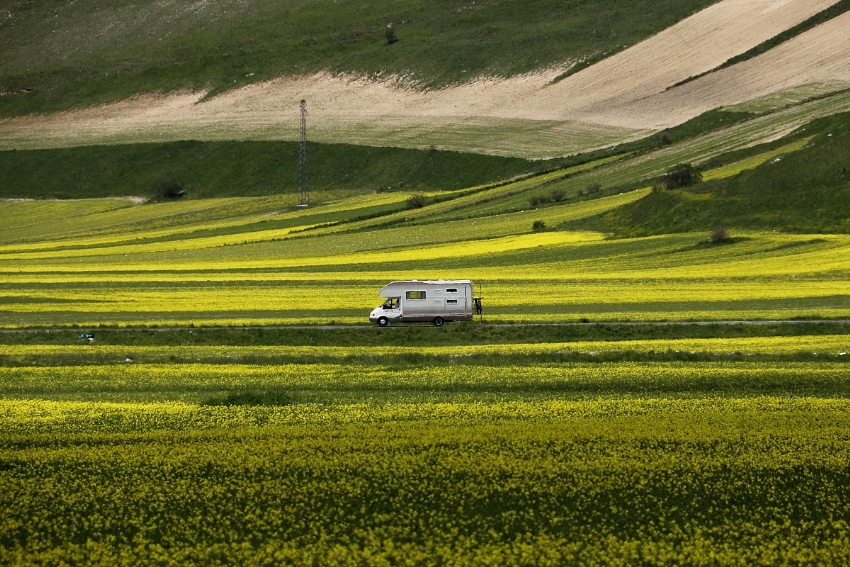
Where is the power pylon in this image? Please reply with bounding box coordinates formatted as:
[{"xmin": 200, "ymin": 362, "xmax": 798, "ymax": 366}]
[{"xmin": 298, "ymin": 99, "xmax": 309, "ymax": 206}]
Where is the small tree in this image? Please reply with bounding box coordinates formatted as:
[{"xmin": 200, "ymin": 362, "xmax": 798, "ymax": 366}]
[
  {"xmin": 710, "ymin": 224, "xmax": 730, "ymax": 244},
  {"xmin": 532, "ymin": 220, "xmax": 546, "ymax": 232},
  {"xmin": 385, "ymin": 24, "xmax": 398, "ymax": 44},
  {"xmin": 663, "ymin": 163, "xmax": 701, "ymax": 189},
  {"xmin": 584, "ymin": 183, "xmax": 601, "ymax": 194},
  {"xmin": 529, "ymin": 195, "xmax": 548, "ymax": 207},
  {"xmin": 550, "ymin": 189, "xmax": 567, "ymax": 202},
  {"xmin": 406, "ymin": 193, "xmax": 427, "ymax": 209},
  {"xmin": 154, "ymin": 177, "xmax": 185, "ymax": 199}
]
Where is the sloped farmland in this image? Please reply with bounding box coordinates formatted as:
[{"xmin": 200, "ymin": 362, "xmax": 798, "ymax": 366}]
[{"xmin": 1, "ymin": 0, "xmax": 846, "ymax": 158}]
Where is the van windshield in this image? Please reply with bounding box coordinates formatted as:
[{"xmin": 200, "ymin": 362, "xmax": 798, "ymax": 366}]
[{"xmin": 382, "ymin": 297, "xmax": 400, "ymax": 310}]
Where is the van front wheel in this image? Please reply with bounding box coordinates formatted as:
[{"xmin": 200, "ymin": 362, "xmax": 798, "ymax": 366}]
[
  {"xmin": 377, "ymin": 317, "xmax": 389, "ymax": 327},
  {"xmin": 433, "ymin": 316, "xmax": 444, "ymax": 327}
]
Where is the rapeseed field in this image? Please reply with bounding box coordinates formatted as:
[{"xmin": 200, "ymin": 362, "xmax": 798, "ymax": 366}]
[
  {"xmin": 2, "ymin": 131, "xmax": 850, "ymax": 563},
  {"xmin": 2, "ymin": 191, "xmax": 849, "ymax": 327},
  {"xmin": 2, "ymin": 349, "xmax": 849, "ymax": 564}
]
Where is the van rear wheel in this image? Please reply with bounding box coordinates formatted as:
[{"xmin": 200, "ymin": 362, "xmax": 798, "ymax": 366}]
[
  {"xmin": 377, "ymin": 317, "xmax": 389, "ymax": 327},
  {"xmin": 433, "ymin": 316, "xmax": 444, "ymax": 327}
]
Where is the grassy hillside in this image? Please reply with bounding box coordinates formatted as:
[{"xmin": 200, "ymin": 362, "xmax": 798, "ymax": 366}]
[
  {"xmin": 0, "ymin": 0, "xmax": 717, "ymax": 117},
  {"xmin": 0, "ymin": 140, "xmax": 550, "ymax": 199},
  {"xmin": 5, "ymin": 102, "xmax": 847, "ymax": 237},
  {"xmin": 3, "ymin": 99, "xmax": 848, "ymax": 237},
  {"xmin": 572, "ymin": 112, "xmax": 850, "ymax": 237},
  {"xmin": 0, "ymin": 107, "xmax": 765, "ymax": 200}
]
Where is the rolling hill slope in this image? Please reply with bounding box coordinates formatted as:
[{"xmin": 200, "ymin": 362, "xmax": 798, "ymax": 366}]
[
  {"xmin": 2, "ymin": 0, "xmax": 849, "ymax": 159},
  {"xmin": 2, "ymin": 0, "xmax": 849, "ymax": 245},
  {"xmin": 0, "ymin": 0, "xmax": 719, "ymax": 116}
]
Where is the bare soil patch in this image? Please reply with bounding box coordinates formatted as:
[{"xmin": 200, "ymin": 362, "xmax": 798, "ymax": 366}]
[{"xmin": 591, "ymin": 10, "xmax": 850, "ymax": 128}]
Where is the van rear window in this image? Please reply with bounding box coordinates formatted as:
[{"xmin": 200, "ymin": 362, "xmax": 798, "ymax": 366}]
[{"xmin": 406, "ymin": 291, "xmax": 426, "ymax": 300}]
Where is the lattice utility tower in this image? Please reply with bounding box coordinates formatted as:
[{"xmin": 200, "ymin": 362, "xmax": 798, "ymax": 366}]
[{"xmin": 298, "ymin": 99, "xmax": 309, "ymax": 206}]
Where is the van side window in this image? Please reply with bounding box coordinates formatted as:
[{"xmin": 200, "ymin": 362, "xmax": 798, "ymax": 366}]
[
  {"xmin": 446, "ymin": 288, "xmax": 458, "ymax": 293},
  {"xmin": 406, "ymin": 291, "xmax": 426, "ymax": 300},
  {"xmin": 446, "ymin": 299, "xmax": 458, "ymax": 304}
]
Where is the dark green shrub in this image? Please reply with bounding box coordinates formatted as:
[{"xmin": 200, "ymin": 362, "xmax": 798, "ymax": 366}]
[
  {"xmin": 406, "ymin": 193, "xmax": 427, "ymax": 208},
  {"xmin": 154, "ymin": 177, "xmax": 185, "ymax": 199},
  {"xmin": 663, "ymin": 163, "xmax": 702, "ymax": 189},
  {"xmin": 532, "ymin": 220, "xmax": 546, "ymax": 232},
  {"xmin": 710, "ymin": 224, "xmax": 730, "ymax": 243},
  {"xmin": 385, "ymin": 25, "xmax": 398, "ymax": 44},
  {"xmin": 202, "ymin": 390, "xmax": 292, "ymax": 406}
]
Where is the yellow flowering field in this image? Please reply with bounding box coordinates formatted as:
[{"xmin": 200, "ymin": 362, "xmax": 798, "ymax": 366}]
[
  {"xmin": 2, "ymin": 189, "xmax": 849, "ymax": 563},
  {"xmin": 2, "ymin": 359, "xmax": 849, "ymax": 402},
  {"xmin": 700, "ymin": 137, "xmax": 812, "ymax": 182},
  {"xmin": 3, "ymin": 80, "xmax": 850, "ymax": 564},
  {"xmin": 2, "ymin": 350, "xmax": 850, "ymax": 564},
  {"xmin": 4, "ymin": 402, "xmax": 848, "ymax": 565},
  {"xmin": 2, "ymin": 211, "xmax": 850, "ymax": 327}
]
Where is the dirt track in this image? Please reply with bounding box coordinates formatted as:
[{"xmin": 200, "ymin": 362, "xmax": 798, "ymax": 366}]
[{"xmin": 0, "ymin": 0, "xmax": 846, "ymax": 158}]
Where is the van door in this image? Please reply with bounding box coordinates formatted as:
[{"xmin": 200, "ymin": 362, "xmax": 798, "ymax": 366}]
[{"xmin": 383, "ymin": 297, "xmax": 402, "ymax": 320}]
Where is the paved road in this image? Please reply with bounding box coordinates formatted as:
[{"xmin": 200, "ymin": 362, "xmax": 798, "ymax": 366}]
[{"xmin": 2, "ymin": 320, "xmax": 849, "ymax": 333}]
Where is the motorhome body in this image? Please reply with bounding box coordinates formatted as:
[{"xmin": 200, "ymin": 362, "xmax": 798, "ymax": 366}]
[{"xmin": 369, "ymin": 280, "xmax": 480, "ymax": 326}]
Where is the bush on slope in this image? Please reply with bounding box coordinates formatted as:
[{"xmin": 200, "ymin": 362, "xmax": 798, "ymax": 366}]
[{"xmin": 571, "ymin": 113, "xmax": 850, "ymax": 236}]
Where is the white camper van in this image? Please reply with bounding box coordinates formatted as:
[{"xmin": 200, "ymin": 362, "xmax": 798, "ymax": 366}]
[{"xmin": 369, "ymin": 280, "xmax": 481, "ymax": 327}]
